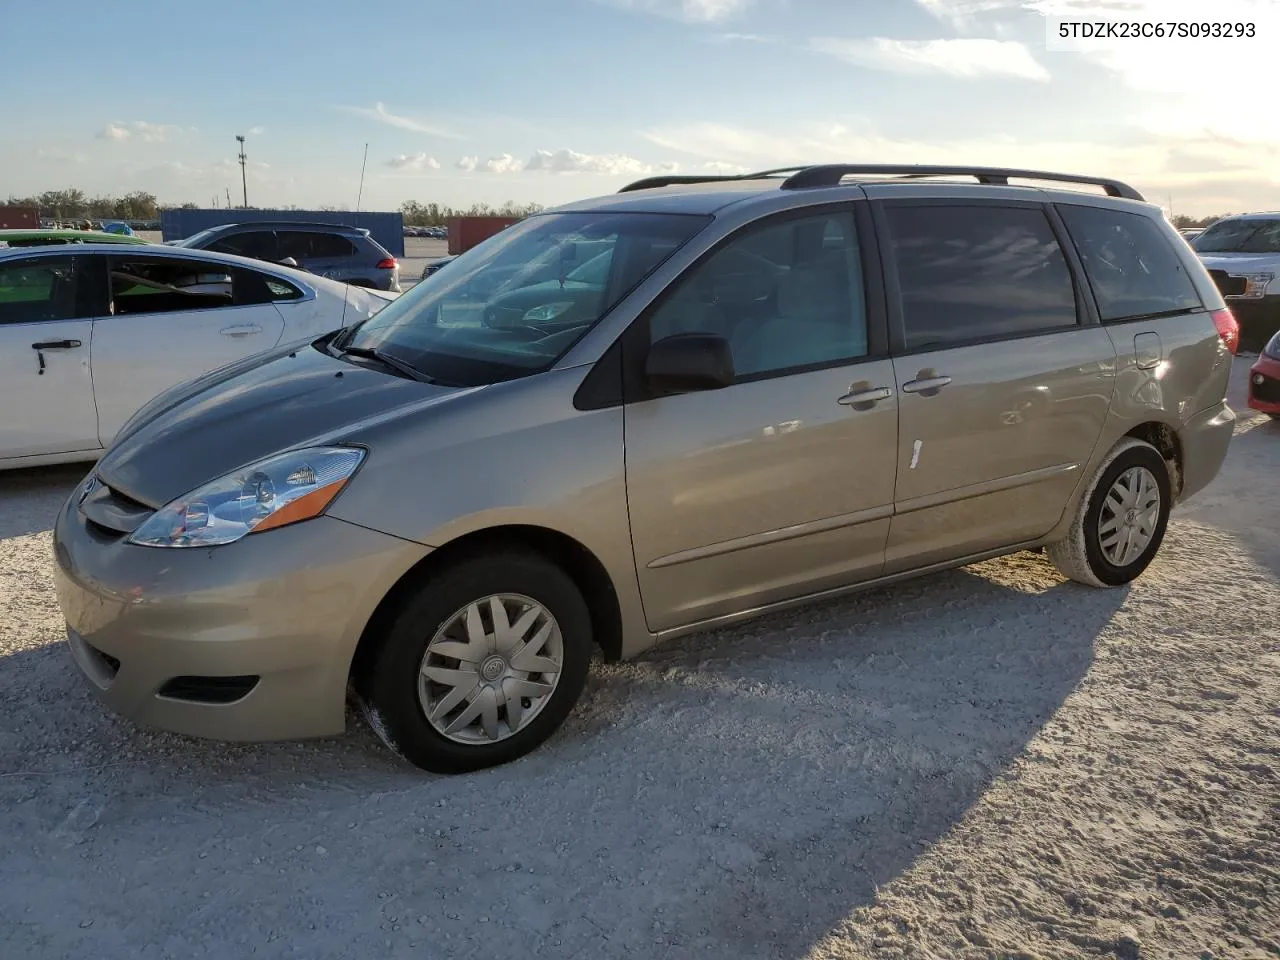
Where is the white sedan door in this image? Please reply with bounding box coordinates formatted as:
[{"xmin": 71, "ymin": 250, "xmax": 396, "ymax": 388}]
[
  {"xmin": 90, "ymin": 252, "xmax": 286, "ymax": 445},
  {"xmin": 0, "ymin": 253, "xmax": 100, "ymax": 463}
]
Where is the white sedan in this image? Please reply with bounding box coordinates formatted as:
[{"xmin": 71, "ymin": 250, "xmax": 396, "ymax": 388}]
[{"xmin": 0, "ymin": 244, "xmax": 396, "ymax": 471}]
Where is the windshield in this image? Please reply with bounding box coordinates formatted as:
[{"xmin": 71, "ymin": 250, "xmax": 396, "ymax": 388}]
[
  {"xmin": 345, "ymin": 211, "xmax": 709, "ymax": 385},
  {"xmin": 1192, "ymin": 218, "xmax": 1280, "ymax": 254},
  {"xmin": 175, "ymin": 228, "xmax": 219, "ymax": 248}
]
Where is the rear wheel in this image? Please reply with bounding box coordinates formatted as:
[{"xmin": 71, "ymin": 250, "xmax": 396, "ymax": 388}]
[
  {"xmin": 358, "ymin": 552, "xmax": 592, "ymax": 773},
  {"xmin": 1046, "ymin": 438, "xmax": 1172, "ymax": 587}
]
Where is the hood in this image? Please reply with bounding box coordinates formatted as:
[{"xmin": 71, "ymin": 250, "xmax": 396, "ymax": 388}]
[
  {"xmin": 95, "ymin": 341, "xmax": 461, "ymax": 507},
  {"xmin": 1197, "ymin": 252, "xmax": 1280, "ymax": 272}
]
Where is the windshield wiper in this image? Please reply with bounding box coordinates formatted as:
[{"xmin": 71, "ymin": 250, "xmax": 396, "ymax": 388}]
[{"xmin": 336, "ymin": 344, "xmax": 437, "ymax": 383}]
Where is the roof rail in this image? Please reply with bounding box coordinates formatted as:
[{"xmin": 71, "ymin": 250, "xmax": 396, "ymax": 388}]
[
  {"xmin": 617, "ymin": 167, "xmax": 807, "ymax": 194},
  {"xmin": 778, "ymin": 165, "xmax": 1144, "ymax": 200}
]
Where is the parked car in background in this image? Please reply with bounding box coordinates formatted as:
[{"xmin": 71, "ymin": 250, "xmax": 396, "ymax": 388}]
[
  {"xmin": 173, "ymin": 221, "xmax": 402, "ymax": 292},
  {"xmin": 51, "ymin": 164, "xmax": 1237, "ymax": 775},
  {"xmin": 1248, "ymin": 331, "xmax": 1280, "ymax": 419},
  {"xmin": 0, "ymin": 228, "xmax": 149, "ymax": 248},
  {"xmin": 0, "ymin": 244, "xmax": 395, "ymax": 470},
  {"xmin": 420, "ymin": 254, "xmax": 457, "ymax": 280},
  {"xmin": 1191, "ymin": 213, "xmax": 1280, "ymax": 350},
  {"xmin": 102, "ymin": 221, "xmax": 136, "ymax": 237},
  {"xmin": 1179, "ymin": 227, "xmax": 1204, "ymax": 242}
]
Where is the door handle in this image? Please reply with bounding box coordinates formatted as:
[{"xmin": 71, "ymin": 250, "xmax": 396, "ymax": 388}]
[
  {"xmin": 837, "ymin": 386, "xmax": 893, "ymax": 407},
  {"xmin": 901, "ymin": 375, "xmax": 953, "ymax": 395},
  {"xmin": 31, "ymin": 339, "xmax": 82, "ymax": 375},
  {"xmin": 220, "ymin": 324, "xmax": 263, "ymax": 338}
]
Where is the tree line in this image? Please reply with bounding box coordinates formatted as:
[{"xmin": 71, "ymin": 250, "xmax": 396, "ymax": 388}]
[
  {"xmin": 4, "ymin": 189, "xmax": 544, "ymax": 226},
  {"xmin": 4, "ymin": 188, "xmax": 175, "ymax": 221},
  {"xmin": 400, "ymin": 200, "xmax": 543, "ymax": 226},
  {"xmin": 1170, "ymin": 213, "xmax": 1232, "ymax": 229}
]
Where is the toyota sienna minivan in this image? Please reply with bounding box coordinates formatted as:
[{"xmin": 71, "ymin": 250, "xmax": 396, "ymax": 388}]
[{"xmin": 53, "ymin": 164, "xmax": 1238, "ymax": 773}]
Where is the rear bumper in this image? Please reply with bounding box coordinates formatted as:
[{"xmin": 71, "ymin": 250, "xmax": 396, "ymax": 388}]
[
  {"xmin": 1248, "ymin": 354, "xmax": 1280, "ymax": 414},
  {"xmin": 53, "ymin": 495, "xmax": 429, "ymax": 742},
  {"xmin": 1176, "ymin": 400, "xmax": 1236, "ymax": 503}
]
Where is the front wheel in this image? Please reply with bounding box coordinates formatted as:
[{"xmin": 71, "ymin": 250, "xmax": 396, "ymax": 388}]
[
  {"xmin": 1046, "ymin": 438, "xmax": 1172, "ymax": 588},
  {"xmin": 357, "ymin": 552, "xmax": 593, "ymax": 773}
]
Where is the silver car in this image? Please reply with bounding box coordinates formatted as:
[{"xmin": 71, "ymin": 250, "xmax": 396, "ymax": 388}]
[{"xmin": 53, "ymin": 164, "xmax": 1238, "ymax": 774}]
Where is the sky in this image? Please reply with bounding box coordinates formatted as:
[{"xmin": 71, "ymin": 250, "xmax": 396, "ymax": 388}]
[{"xmin": 3, "ymin": 0, "xmax": 1277, "ymax": 217}]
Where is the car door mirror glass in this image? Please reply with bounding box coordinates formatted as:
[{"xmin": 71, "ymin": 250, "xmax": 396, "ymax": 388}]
[{"xmin": 645, "ymin": 333, "xmax": 735, "ymax": 394}]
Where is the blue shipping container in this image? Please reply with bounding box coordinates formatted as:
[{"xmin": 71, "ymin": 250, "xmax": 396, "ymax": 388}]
[{"xmin": 161, "ymin": 209, "xmax": 405, "ymax": 258}]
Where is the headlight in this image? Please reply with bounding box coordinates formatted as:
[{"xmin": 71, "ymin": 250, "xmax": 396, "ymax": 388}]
[
  {"xmin": 128, "ymin": 447, "xmax": 365, "ymax": 548},
  {"xmin": 1265, "ymin": 330, "xmax": 1280, "ymax": 360},
  {"xmin": 1232, "ymin": 272, "xmax": 1274, "ymax": 300},
  {"xmin": 523, "ymin": 301, "xmax": 573, "ymax": 323}
]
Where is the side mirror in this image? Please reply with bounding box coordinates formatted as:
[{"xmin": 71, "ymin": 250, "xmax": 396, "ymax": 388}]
[{"xmin": 645, "ymin": 333, "xmax": 734, "ymax": 394}]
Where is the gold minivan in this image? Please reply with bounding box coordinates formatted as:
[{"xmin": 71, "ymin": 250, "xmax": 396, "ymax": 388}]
[{"xmin": 53, "ymin": 165, "xmax": 1239, "ymax": 773}]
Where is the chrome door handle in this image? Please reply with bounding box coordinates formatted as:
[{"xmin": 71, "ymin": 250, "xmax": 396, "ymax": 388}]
[
  {"xmin": 220, "ymin": 324, "xmax": 262, "ymax": 338},
  {"xmin": 901, "ymin": 376, "xmax": 952, "ymax": 395},
  {"xmin": 837, "ymin": 386, "xmax": 893, "ymax": 406}
]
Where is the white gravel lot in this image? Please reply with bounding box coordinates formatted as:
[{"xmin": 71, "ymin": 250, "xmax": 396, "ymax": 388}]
[{"xmin": 0, "ymin": 359, "xmax": 1276, "ymax": 960}]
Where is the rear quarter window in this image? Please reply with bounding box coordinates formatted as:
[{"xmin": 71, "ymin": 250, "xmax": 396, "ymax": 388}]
[
  {"xmin": 1056, "ymin": 204, "xmax": 1202, "ymax": 322},
  {"xmin": 883, "ymin": 204, "xmax": 1079, "ymax": 350}
]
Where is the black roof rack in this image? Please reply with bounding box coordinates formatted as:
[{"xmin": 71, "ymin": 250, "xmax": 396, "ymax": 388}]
[
  {"xmin": 617, "ymin": 167, "xmax": 807, "ymax": 194},
  {"xmin": 778, "ymin": 165, "xmax": 1144, "ymax": 200},
  {"xmin": 618, "ymin": 164, "xmax": 1144, "ymax": 201}
]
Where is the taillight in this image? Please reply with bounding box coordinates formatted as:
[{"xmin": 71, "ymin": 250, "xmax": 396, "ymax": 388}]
[
  {"xmin": 1211, "ymin": 308, "xmax": 1239, "ymax": 355},
  {"xmin": 375, "ymin": 257, "xmax": 398, "ymax": 270}
]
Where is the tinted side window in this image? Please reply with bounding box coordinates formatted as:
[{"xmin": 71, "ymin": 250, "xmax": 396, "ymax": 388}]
[
  {"xmin": 110, "ymin": 257, "xmax": 236, "ymax": 315},
  {"xmin": 646, "ymin": 210, "xmax": 868, "ymax": 380},
  {"xmin": 208, "ymin": 231, "xmax": 278, "ymax": 261},
  {"xmin": 0, "ymin": 256, "xmax": 81, "ymax": 324},
  {"xmin": 278, "ymin": 232, "xmax": 357, "ymax": 259},
  {"xmin": 1057, "ymin": 205, "xmax": 1202, "ymax": 321},
  {"xmin": 885, "ymin": 205, "xmax": 1077, "ymax": 350}
]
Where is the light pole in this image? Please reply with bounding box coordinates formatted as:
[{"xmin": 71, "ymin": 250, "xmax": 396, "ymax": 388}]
[{"xmin": 236, "ymin": 134, "xmax": 248, "ymax": 208}]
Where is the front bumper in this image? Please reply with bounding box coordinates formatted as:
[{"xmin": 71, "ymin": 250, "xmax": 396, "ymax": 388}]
[
  {"xmin": 1176, "ymin": 400, "xmax": 1236, "ymax": 503},
  {"xmin": 1248, "ymin": 353, "xmax": 1280, "ymax": 415},
  {"xmin": 52, "ymin": 493, "xmax": 429, "ymax": 741}
]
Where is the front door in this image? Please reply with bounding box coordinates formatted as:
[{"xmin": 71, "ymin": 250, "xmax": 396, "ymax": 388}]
[
  {"xmin": 0, "ymin": 254, "xmax": 100, "ymax": 461},
  {"xmin": 878, "ymin": 201, "xmax": 1117, "ymax": 570},
  {"xmin": 624, "ymin": 206, "xmax": 899, "ymax": 632},
  {"xmin": 90, "ymin": 253, "xmax": 286, "ymax": 444}
]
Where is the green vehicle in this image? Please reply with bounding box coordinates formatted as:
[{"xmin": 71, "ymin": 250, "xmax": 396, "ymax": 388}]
[{"xmin": 0, "ymin": 228, "xmax": 150, "ymax": 249}]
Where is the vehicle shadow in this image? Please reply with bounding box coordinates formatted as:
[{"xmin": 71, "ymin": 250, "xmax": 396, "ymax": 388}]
[
  {"xmin": 0, "ymin": 551, "xmax": 1121, "ymax": 959},
  {"xmin": 568, "ymin": 556, "xmax": 1123, "ymax": 956},
  {"xmin": 0, "ymin": 464, "xmax": 86, "ymax": 539}
]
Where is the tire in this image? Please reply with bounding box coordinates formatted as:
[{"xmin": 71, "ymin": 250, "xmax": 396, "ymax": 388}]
[
  {"xmin": 357, "ymin": 552, "xmax": 592, "ymax": 774},
  {"xmin": 1046, "ymin": 438, "xmax": 1172, "ymax": 588}
]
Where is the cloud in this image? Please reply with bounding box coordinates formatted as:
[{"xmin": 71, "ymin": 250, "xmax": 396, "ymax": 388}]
[
  {"xmin": 915, "ymin": 0, "xmax": 1026, "ymax": 28},
  {"xmin": 95, "ymin": 120, "xmax": 185, "ymax": 142},
  {"xmin": 248, "ymin": 126, "xmax": 265, "ymax": 136},
  {"xmin": 703, "ymin": 160, "xmax": 748, "ymax": 174},
  {"xmin": 456, "ymin": 154, "xmax": 524, "ymax": 174},
  {"xmin": 640, "ymin": 119, "xmax": 1280, "ymax": 215},
  {"xmin": 386, "ymin": 153, "xmax": 441, "ymax": 171},
  {"xmin": 338, "ymin": 102, "xmax": 462, "ymax": 139},
  {"xmin": 595, "ymin": 0, "xmax": 752, "ymax": 23},
  {"xmin": 524, "ymin": 149, "xmax": 668, "ymax": 176},
  {"xmin": 36, "ymin": 146, "xmax": 85, "ymax": 164},
  {"xmin": 810, "ymin": 36, "xmax": 1050, "ymax": 81},
  {"xmin": 709, "ymin": 31, "xmax": 770, "ymax": 42}
]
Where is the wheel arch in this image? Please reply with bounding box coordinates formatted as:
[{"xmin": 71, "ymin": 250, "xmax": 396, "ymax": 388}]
[
  {"xmin": 348, "ymin": 524, "xmax": 625, "ymax": 688},
  {"xmin": 1124, "ymin": 420, "xmax": 1184, "ymax": 500}
]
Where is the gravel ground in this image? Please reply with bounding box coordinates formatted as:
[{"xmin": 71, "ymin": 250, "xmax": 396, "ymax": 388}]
[{"xmin": 0, "ymin": 359, "xmax": 1276, "ymax": 960}]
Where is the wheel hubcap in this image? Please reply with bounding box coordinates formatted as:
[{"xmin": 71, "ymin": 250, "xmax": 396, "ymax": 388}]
[
  {"xmin": 1098, "ymin": 465, "xmax": 1161, "ymax": 567},
  {"xmin": 418, "ymin": 594, "xmax": 564, "ymax": 745}
]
